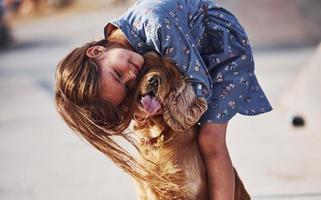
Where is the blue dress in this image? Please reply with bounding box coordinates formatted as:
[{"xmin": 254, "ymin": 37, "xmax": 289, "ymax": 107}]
[{"xmin": 104, "ymin": 0, "xmax": 272, "ymax": 123}]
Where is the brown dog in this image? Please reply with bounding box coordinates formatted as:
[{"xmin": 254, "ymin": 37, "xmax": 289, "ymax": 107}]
[{"xmin": 130, "ymin": 52, "xmax": 251, "ymax": 200}]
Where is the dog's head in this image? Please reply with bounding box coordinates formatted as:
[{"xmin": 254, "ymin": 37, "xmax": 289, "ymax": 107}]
[
  {"xmin": 132, "ymin": 52, "xmax": 208, "ymax": 142},
  {"xmin": 134, "ymin": 52, "xmax": 179, "ymax": 118}
]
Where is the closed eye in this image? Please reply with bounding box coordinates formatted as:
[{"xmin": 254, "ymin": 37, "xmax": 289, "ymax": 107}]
[{"xmin": 114, "ymin": 70, "xmax": 122, "ymax": 80}]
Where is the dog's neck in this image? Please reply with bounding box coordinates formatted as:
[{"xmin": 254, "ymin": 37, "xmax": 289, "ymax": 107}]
[
  {"xmin": 134, "ymin": 117, "xmax": 171, "ymax": 147},
  {"xmin": 135, "ymin": 120, "xmax": 198, "ymax": 150}
]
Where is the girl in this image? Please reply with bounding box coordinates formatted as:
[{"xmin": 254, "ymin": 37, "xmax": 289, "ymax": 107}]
[{"xmin": 55, "ymin": 0, "xmax": 272, "ymax": 199}]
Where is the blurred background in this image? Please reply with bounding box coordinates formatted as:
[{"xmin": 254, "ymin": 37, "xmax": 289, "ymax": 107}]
[{"xmin": 0, "ymin": 0, "xmax": 320, "ymax": 199}]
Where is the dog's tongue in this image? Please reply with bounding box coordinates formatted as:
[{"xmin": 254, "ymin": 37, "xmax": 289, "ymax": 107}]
[{"xmin": 140, "ymin": 94, "xmax": 161, "ymax": 114}]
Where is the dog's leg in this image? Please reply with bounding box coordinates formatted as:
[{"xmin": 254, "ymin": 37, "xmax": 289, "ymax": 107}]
[{"xmin": 233, "ymin": 168, "xmax": 251, "ymax": 200}]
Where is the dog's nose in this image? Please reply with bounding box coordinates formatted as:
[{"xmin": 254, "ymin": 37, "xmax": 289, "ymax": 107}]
[{"xmin": 148, "ymin": 76, "xmax": 159, "ymax": 90}]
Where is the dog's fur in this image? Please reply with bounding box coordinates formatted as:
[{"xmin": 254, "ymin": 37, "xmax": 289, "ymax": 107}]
[{"xmin": 131, "ymin": 52, "xmax": 251, "ymax": 200}]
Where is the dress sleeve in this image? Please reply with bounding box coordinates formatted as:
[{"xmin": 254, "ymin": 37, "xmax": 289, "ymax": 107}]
[{"xmin": 148, "ymin": 17, "xmax": 213, "ymax": 100}]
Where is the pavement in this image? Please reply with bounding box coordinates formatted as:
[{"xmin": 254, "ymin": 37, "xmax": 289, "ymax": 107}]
[{"xmin": 0, "ymin": 5, "xmax": 321, "ymax": 200}]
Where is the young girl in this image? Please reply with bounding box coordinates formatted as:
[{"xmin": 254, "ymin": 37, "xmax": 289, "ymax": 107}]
[{"xmin": 55, "ymin": 0, "xmax": 272, "ymax": 199}]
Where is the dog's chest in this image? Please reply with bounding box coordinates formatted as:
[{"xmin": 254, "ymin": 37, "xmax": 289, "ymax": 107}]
[
  {"xmin": 157, "ymin": 142, "xmax": 206, "ymax": 198},
  {"xmin": 179, "ymin": 147, "xmax": 207, "ymax": 199}
]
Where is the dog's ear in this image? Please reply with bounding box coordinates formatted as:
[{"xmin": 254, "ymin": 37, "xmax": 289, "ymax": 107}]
[{"xmin": 162, "ymin": 79, "xmax": 208, "ymax": 132}]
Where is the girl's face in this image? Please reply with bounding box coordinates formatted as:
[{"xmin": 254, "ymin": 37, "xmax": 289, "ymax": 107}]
[{"xmin": 86, "ymin": 46, "xmax": 144, "ymax": 106}]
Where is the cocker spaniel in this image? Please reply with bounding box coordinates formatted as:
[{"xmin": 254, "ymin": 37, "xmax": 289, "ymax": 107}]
[{"xmin": 130, "ymin": 52, "xmax": 251, "ymax": 200}]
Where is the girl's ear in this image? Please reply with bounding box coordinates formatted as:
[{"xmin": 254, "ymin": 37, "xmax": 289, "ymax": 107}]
[{"xmin": 86, "ymin": 46, "xmax": 106, "ymax": 58}]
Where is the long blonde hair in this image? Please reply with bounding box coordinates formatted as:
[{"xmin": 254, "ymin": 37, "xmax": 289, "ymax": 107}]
[{"xmin": 55, "ymin": 41, "xmax": 179, "ymax": 196}]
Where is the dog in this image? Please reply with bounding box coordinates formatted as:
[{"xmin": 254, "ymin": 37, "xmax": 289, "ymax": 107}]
[{"xmin": 129, "ymin": 52, "xmax": 251, "ymax": 200}]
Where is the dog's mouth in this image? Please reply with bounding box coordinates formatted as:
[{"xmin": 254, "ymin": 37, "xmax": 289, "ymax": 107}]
[
  {"xmin": 139, "ymin": 75, "xmax": 161, "ymax": 115},
  {"xmin": 134, "ymin": 73, "xmax": 162, "ymax": 121},
  {"xmin": 140, "ymin": 94, "xmax": 161, "ymax": 115}
]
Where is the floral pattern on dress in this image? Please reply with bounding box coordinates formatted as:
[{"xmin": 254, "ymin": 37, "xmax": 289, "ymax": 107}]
[{"xmin": 104, "ymin": 0, "xmax": 272, "ymax": 123}]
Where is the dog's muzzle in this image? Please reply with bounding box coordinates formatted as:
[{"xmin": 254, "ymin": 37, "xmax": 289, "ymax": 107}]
[
  {"xmin": 147, "ymin": 75, "xmax": 160, "ymax": 94},
  {"xmin": 139, "ymin": 75, "xmax": 162, "ymax": 116}
]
